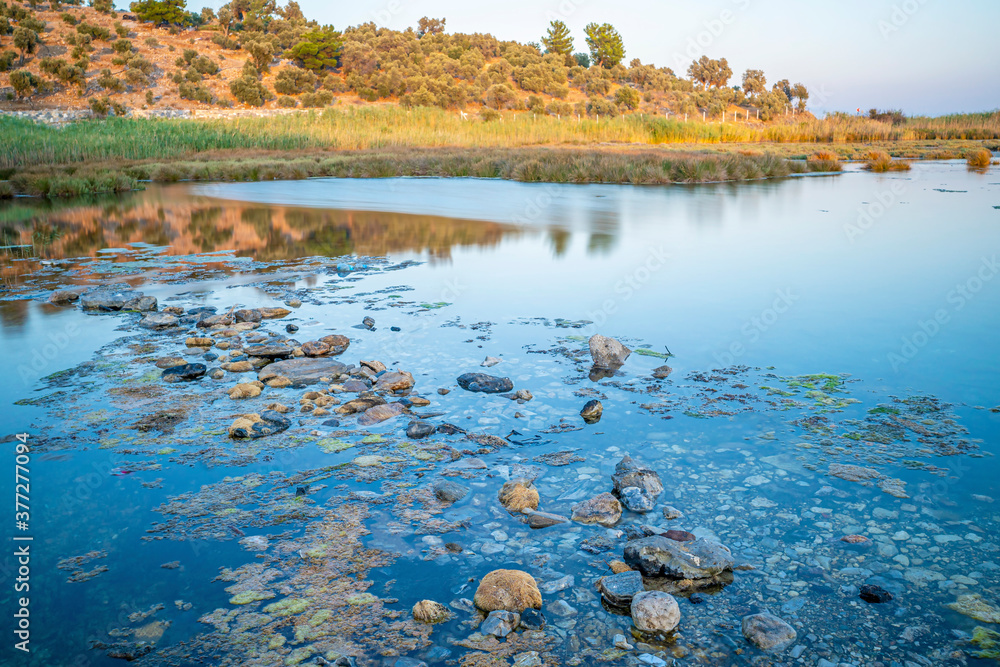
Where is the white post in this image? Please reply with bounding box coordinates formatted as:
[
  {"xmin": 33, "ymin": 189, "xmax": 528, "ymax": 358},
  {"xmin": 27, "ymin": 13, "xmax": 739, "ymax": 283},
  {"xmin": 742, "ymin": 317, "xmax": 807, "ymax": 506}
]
[{"xmin": 702, "ymin": 110, "xmax": 706, "ymax": 121}]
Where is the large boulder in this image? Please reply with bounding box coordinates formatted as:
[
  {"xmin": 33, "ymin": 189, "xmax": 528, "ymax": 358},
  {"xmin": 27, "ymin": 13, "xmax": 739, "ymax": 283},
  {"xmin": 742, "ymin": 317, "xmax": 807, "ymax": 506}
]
[
  {"xmin": 258, "ymin": 358, "xmax": 348, "ymax": 386},
  {"xmin": 474, "ymin": 569, "xmax": 542, "ymax": 613},
  {"xmin": 457, "ymin": 373, "xmax": 513, "ymax": 394},
  {"xmin": 589, "ymin": 334, "xmax": 631, "ymax": 369},
  {"xmin": 630, "ymin": 591, "xmax": 680, "ymax": 634},
  {"xmin": 741, "ymin": 612, "xmax": 797, "ymax": 651},
  {"xmin": 623, "ymin": 537, "xmax": 734, "ymax": 580}
]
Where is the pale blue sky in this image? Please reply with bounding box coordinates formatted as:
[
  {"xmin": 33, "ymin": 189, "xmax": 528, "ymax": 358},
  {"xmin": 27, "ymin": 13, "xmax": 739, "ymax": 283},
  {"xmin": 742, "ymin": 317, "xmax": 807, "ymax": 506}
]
[{"xmin": 189, "ymin": 0, "xmax": 1000, "ymax": 115}]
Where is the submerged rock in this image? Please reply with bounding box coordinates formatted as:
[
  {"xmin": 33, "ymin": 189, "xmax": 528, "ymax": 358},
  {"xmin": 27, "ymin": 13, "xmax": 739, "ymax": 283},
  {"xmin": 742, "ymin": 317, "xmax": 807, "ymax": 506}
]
[
  {"xmin": 580, "ymin": 399, "xmax": 603, "ymax": 424},
  {"xmin": 620, "ymin": 487, "xmax": 656, "ymax": 513},
  {"xmin": 624, "ymin": 537, "xmax": 734, "ymax": 580},
  {"xmin": 227, "ymin": 410, "xmax": 291, "ymax": 439},
  {"xmin": 481, "ymin": 356, "xmax": 502, "ymax": 367},
  {"xmin": 228, "ymin": 383, "xmax": 262, "ymax": 400},
  {"xmin": 859, "ymin": 584, "xmax": 893, "ymax": 604},
  {"xmin": 599, "ymin": 570, "xmax": 644, "ymax": 607},
  {"xmin": 375, "ymin": 371, "xmax": 415, "ymax": 393},
  {"xmin": 457, "ymin": 373, "xmax": 514, "ymax": 394},
  {"xmin": 612, "ymin": 456, "xmax": 664, "ymax": 498},
  {"xmin": 81, "ymin": 288, "xmax": 154, "ymax": 312},
  {"xmin": 337, "ymin": 396, "xmax": 386, "ymax": 414},
  {"xmin": 521, "ymin": 509, "xmax": 567, "ymax": 529},
  {"xmin": 481, "ymin": 610, "xmax": 520, "ymax": 638},
  {"xmin": 652, "ymin": 365, "xmax": 673, "ymax": 379},
  {"xmin": 139, "ymin": 313, "xmax": 178, "ymax": 329},
  {"xmin": 741, "ymin": 612, "xmax": 797, "ymax": 651},
  {"xmin": 589, "ymin": 334, "xmax": 631, "ymax": 369},
  {"xmin": 432, "ymin": 479, "xmax": 469, "ymax": 504},
  {"xmin": 48, "ymin": 288, "xmax": 84, "ymax": 305},
  {"xmin": 946, "ymin": 594, "xmax": 1000, "ymax": 623},
  {"xmin": 412, "ymin": 600, "xmax": 450, "ymax": 624},
  {"xmin": 519, "ymin": 608, "xmax": 545, "ymax": 630},
  {"xmin": 357, "ymin": 402, "xmax": 406, "ymax": 426},
  {"xmin": 571, "ymin": 492, "xmax": 622, "ymax": 527},
  {"xmin": 474, "ymin": 569, "xmax": 542, "ymax": 613},
  {"xmin": 631, "ymin": 591, "xmax": 680, "ymax": 634},
  {"xmin": 162, "ymin": 363, "xmax": 206, "ymax": 382},
  {"xmin": 406, "ymin": 421, "xmax": 435, "ymax": 439},
  {"xmin": 245, "ymin": 343, "xmax": 293, "ymax": 359},
  {"xmin": 498, "ymin": 479, "xmax": 540, "ymax": 512}
]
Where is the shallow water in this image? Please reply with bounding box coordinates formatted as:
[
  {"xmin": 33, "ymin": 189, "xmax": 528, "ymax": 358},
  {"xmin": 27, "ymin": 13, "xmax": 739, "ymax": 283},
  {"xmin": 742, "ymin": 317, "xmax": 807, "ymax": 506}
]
[{"xmin": 1, "ymin": 163, "xmax": 999, "ymax": 667}]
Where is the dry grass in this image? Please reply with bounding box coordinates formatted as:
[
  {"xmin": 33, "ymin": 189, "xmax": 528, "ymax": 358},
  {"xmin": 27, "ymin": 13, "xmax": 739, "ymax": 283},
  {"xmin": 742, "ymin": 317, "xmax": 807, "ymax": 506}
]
[
  {"xmin": 807, "ymin": 149, "xmax": 842, "ymax": 172},
  {"xmin": 966, "ymin": 147, "xmax": 993, "ymax": 168},
  {"xmin": 863, "ymin": 149, "xmax": 912, "ymax": 172}
]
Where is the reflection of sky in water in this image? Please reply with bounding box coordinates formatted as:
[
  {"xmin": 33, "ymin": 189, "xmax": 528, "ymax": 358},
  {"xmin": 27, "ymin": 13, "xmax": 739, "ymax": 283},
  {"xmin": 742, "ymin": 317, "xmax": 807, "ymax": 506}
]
[{"xmin": 0, "ymin": 163, "xmax": 998, "ymax": 665}]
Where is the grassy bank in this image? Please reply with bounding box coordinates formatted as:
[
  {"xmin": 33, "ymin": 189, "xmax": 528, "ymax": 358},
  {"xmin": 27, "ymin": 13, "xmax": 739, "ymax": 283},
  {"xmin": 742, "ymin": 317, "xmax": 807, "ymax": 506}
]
[{"xmin": 0, "ymin": 107, "xmax": 996, "ymax": 196}]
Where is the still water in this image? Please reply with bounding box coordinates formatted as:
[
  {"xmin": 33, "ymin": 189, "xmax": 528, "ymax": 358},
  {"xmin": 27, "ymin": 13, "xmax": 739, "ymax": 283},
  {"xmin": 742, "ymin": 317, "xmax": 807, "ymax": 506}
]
[{"xmin": 0, "ymin": 162, "xmax": 998, "ymax": 666}]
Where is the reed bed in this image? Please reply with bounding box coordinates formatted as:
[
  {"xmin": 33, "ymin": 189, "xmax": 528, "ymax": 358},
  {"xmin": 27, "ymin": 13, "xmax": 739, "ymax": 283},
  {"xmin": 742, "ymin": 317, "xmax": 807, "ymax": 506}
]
[
  {"xmin": 965, "ymin": 147, "xmax": 993, "ymax": 168},
  {"xmin": 862, "ymin": 149, "xmax": 912, "ymax": 172}
]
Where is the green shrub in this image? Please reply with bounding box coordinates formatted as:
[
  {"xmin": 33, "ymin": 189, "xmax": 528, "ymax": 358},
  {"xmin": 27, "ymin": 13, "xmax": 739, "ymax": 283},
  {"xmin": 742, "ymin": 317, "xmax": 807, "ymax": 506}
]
[
  {"xmin": 479, "ymin": 108, "xmax": 501, "ymax": 122},
  {"xmin": 229, "ymin": 74, "xmax": 269, "ymax": 106},
  {"xmin": 484, "ymin": 83, "xmax": 516, "ymax": 109},
  {"xmin": 91, "ymin": 0, "xmax": 115, "ymax": 15},
  {"xmin": 77, "ymin": 22, "xmax": 112, "ymax": 42},
  {"xmin": 96, "ymin": 68, "xmax": 124, "ymax": 92},
  {"xmin": 587, "ymin": 97, "xmax": 619, "ymax": 117},
  {"xmin": 300, "ymin": 90, "xmax": 332, "ymax": 107},
  {"xmin": 211, "ymin": 33, "xmax": 240, "ymax": 50},
  {"xmin": 191, "ymin": 55, "xmax": 219, "ymax": 76},
  {"xmin": 88, "ymin": 95, "xmax": 110, "ymax": 116},
  {"xmin": 144, "ymin": 36, "xmax": 159, "ymax": 47},
  {"xmin": 0, "ymin": 51, "xmax": 17, "ymax": 72},
  {"xmin": 10, "ymin": 69, "xmax": 41, "ymax": 99},
  {"xmin": 145, "ymin": 90, "xmax": 154, "ymax": 105},
  {"xmin": 61, "ymin": 12, "xmax": 79, "ymax": 25},
  {"xmin": 113, "ymin": 21, "xmax": 128, "ymax": 37},
  {"xmin": 277, "ymin": 95, "xmax": 297, "ymax": 108},
  {"xmin": 322, "ymin": 74, "xmax": 347, "ymax": 93},
  {"xmin": 112, "ymin": 38, "xmax": 133, "ymax": 55},
  {"xmin": 614, "ymin": 86, "xmax": 640, "ymax": 110},
  {"xmin": 274, "ymin": 67, "xmax": 318, "ymax": 95},
  {"xmin": 179, "ymin": 81, "xmax": 213, "ymax": 104}
]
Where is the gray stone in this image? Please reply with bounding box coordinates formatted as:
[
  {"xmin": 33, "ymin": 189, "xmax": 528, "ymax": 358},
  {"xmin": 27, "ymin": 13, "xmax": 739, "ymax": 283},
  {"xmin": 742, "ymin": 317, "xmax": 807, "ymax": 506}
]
[
  {"xmin": 598, "ymin": 570, "xmax": 644, "ymax": 607},
  {"xmin": 521, "ymin": 509, "xmax": 568, "ymax": 529},
  {"xmin": 512, "ymin": 652, "xmax": 542, "ymax": 667},
  {"xmin": 571, "ymin": 492, "xmax": 622, "ymax": 527},
  {"xmin": 631, "ymin": 590, "xmax": 680, "ymax": 634},
  {"xmin": 741, "ymin": 612, "xmax": 797, "ymax": 651},
  {"xmin": 480, "ymin": 610, "xmax": 520, "ymax": 638},
  {"xmin": 162, "ymin": 363, "xmax": 206, "ymax": 382},
  {"xmin": 620, "ymin": 486, "xmax": 656, "ymax": 513},
  {"xmin": 406, "ymin": 421, "xmax": 435, "ymax": 439},
  {"xmin": 457, "ymin": 373, "xmax": 514, "ymax": 394},
  {"xmin": 661, "ymin": 505, "xmax": 683, "ymax": 520},
  {"xmin": 589, "ymin": 334, "xmax": 631, "ymax": 368},
  {"xmin": 123, "ymin": 294, "xmax": 157, "ymax": 312},
  {"xmin": 244, "ymin": 343, "xmax": 294, "ymax": 359},
  {"xmin": 231, "ymin": 410, "xmax": 291, "ymax": 439},
  {"xmin": 433, "ymin": 480, "xmax": 469, "ymax": 504},
  {"xmin": 258, "ymin": 357, "xmax": 349, "ymax": 386},
  {"xmin": 624, "ymin": 537, "xmax": 734, "ymax": 580},
  {"xmin": 612, "ymin": 455, "xmax": 664, "ymax": 498},
  {"xmin": 48, "ymin": 288, "xmax": 84, "ymax": 305}
]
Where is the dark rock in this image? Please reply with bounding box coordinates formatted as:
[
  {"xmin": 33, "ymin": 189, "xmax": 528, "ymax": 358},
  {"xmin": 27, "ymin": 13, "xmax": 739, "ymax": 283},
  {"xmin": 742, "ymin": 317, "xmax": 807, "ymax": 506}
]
[
  {"xmin": 521, "ymin": 509, "xmax": 568, "ymax": 529},
  {"xmin": 285, "ymin": 324, "xmax": 299, "ymax": 333},
  {"xmin": 620, "ymin": 486, "xmax": 656, "ymax": 513},
  {"xmin": 433, "ymin": 480, "xmax": 469, "ymax": 504},
  {"xmin": 436, "ymin": 423, "xmax": 465, "ymax": 435},
  {"xmin": 571, "ymin": 493, "xmax": 622, "ymax": 527},
  {"xmin": 80, "ymin": 289, "xmax": 132, "ymax": 311},
  {"xmin": 519, "ymin": 608, "xmax": 545, "ymax": 630},
  {"xmin": 362, "ymin": 316, "xmax": 375, "ymax": 329},
  {"xmin": 337, "ymin": 396, "xmax": 387, "ymax": 414},
  {"xmin": 664, "ymin": 529, "xmax": 696, "ymax": 542},
  {"xmin": 652, "ymin": 365, "xmax": 673, "ymax": 379},
  {"xmin": 234, "ymin": 309, "xmax": 263, "ymax": 323},
  {"xmin": 203, "ymin": 352, "xmax": 219, "ymax": 362},
  {"xmin": 300, "ymin": 341, "xmax": 331, "ymax": 357},
  {"xmin": 406, "ymin": 421, "xmax": 435, "ymax": 439},
  {"xmin": 321, "ymin": 419, "xmax": 341, "ymax": 428},
  {"xmin": 48, "ymin": 288, "xmax": 84, "ymax": 305},
  {"xmin": 457, "ymin": 373, "xmax": 513, "ymax": 394},
  {"xmin": 599, "ymin": 570, "xmax": 644, "ymax": 607},
  {"xmin": 162, "ymin": 363, "xmax": 206, "ymax": 382},
  {"xmin": 244, "ymin": 343, "xmax": 294, "ymax": 359},
  {"xmin": 230, "ymin": 410, "xmax": 291, "ymax": 439},
  {"xmin": 689, "ymin": 594, "xmax": 705, "ymax": 604},
  {"xmin": 580, "ymin": 399, "xmax": 603, "ymax": 424},
  {"xmin": 187, "ymin": 306, "xmax": 217, "ymax": 316},
  {"xmin": 123, "ymin": 294, "xmax": 158, "ymax": 312},
  {"xmin": 318, "ymin": 334, "xmax": 350, "ymax": 355},
  {"xmin": 859, "ymin": 584, "xmax": 893, "ymax": 604},
  {"xmin": 391, "ymin": 326, "xmax": 401, "ymax": 332},
  {"xmin": 624, "ymin": 537, "xmax": 735, "ymax": 580},
  {"xmin": 357, "ymin": 402, "xmax": 406, "ymax": 426}
]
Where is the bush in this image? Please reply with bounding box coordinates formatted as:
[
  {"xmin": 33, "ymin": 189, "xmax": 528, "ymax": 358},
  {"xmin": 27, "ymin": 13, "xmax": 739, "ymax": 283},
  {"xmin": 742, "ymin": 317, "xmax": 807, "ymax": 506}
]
[
  {"xmin": 966, "ymin": 147, "xmax": 992, "ymax": 168},
  {"xmin": 88, "ymin": 96, "xmax": 110, "ymax": 116},
  {"xmin": 322, "ymin": 74, "xmax": 347, "ymax": 93},
  {"xmin": 10, "ymin": 69, "xmax": 41, "ymax": 99},
  {"xmin": 191, "ymin": 55, "xmax": 219, "ymax": 76},
  {"xmin": 274, "ymin": 67, "xmax": 317, "ymax": 95},
  {"xmin": 112, "ymin": 38, "xmax": 133, "ymax": 55},
  {"xmin": 545, "ymin": 100, "xmax": 573, "ymax": 117},
  {"xmin": 113, "ymin": 21, "xmax": 128, "ymax": 37},
  {"xmin": 484, "ymin": 83, "xmax": 516, "ymax": 109},
  {"xmin": 179, "ymin": 81, "xmax": 213, "ymax": 104},
  {"xmin": 614, "ymin": 86, "xmax": 640, "ymax": 110},
  {"xmin": 61, "ymin": 12, "xmax": 79, "ymax": 25},
  {"xmin": 145, "ymin": 90, "xmax": 155, "ymax": 105},
  {"xmin": 91, "ymin": 0, "xmax": 115, "ymax": 15},
  {"xmin": 144, "ymin": 36, "xmax": 159, "ymax": 47},
  {"xmin": 300, "ymin": 91, "xmax": 332, "ymax": 107},
  {"xmin": 96, "ymin": 68, "xmax": 125, "ymax": 92},
  {"xmin": 229, "ymin": 74, "xmax": 269, "ymax": 107},
  {"xmin": 807, "ymin": 149, "xmax": 842, "ymax": 172},
  {"xmin": 479, "ymin": 108, "xmax": 501, "ymax": 122},
  {"xmin": 586, "ymin": 97, "xmax": 619, "ymax": 117},
  {"xmin": 129, "ymin": 0, "xmax": 189, "ymax": 25},
  {"xmin": 0, "ymin": 51, "xmax": 17, "ymax": 72},
  {"xmin": 211, "ymin": 33, "xmax": 240, "ymax": 50},
  {"xmin": 863, "ymin": 149, "xmax": 911, "ymax": 172},
  {"xmin": 277, "ymin": 95, "xmax": 297, "ymax": 108},
  {"xmin": 77, "ymin": 22, "xmax": 112, "ymax": 42}
]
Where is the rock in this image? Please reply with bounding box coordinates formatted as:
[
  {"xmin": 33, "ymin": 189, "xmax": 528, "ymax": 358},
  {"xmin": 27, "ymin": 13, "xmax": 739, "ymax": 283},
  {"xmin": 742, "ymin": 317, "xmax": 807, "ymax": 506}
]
[
  {"xmin": 580, "ymin": 399, "xmax": 603, "ymax": 424},
  {"xmin": 433, "ymin": 480, "xmax": 469, "ymax": 504},
  {"xmin": 391, "ymin": 659, "xmax": 425, "ymax": 667},
  {"xmin": 406, "ymin": 421, "xmax": 435, "ymax": 439},
  {"xmin": 741, "ymin": 612, "xmax": 797, "ymax": 651},
  {"xmin": 571, "ymin": 493, "xmax": 622, "ymax": 527},
  {"xmin": 620, "ymin": 486, "xmax": 656, "ymax": 513},
  {"xmin": 481, "ymin": 356, "xmax": 502, "ymax": 367},
  {"xmin": 48, "ymin": 288, "xmax": 84, "ymax": 305},
  {"xmin": 139, "ymin": 313, "xmax": 178, "ymax": 329},
  {"xmin": 360, "ymin": 360, "xmax": 386, "ymax": 373},
  {"xmin": 859, "ymin": 584, "xmax": 893, "ymax": 603},
  {"xmin": 300, "ymin": 341, "xmax": 331, "ymax": 357},
  {"xmin": 612, "ymin": 456, "xmax": 664, "ymax": 498},
  {"xmin": 436, "ymin": 423, "xmax": 465, "ymax": 435},
  {"xmin": 521, "ymin": 509, "xmax": 567, "ymax": 529},
  {"xmin": 155, "ymin": 356, "xmax": 187, "ymax": 369},
  {"xmin": 196, "ymin": 313, "xmax": 235, "ymax": 328},
  {"xmin": 547, "ymin": 599, "xmax": 577, "ymax": 617},
  {"xmin": 228, "ymin": 410, "xmax": 291, "ymax": 439},
  {"xmin": 480, "ymin": 610, "xmax": 520, "ymax": 638},
  {"xmin": 123, "ymin": 294, "xmax": 158, "ymax": 312},
  {"xmin": 599, "ymin": 570, "xmax": 644, "ymax": 607},
  {"xmin": 222, "ymin": 360, "xmax": 253, "ymax": 373},
  {"xmin": 412, "ymin": 600, "xmax": 450, "ymax": 623},
  {"xmin": 79, "ymin": 289, "xmax": 132, "ymax": 311},
  {"xmin": 208, "ymin": 367, "xmax": 225, "ymax": 380},
  {"xmin": 244, "ymin": 343, "xmax": 293, "ymax": 359},
  {"xmin": 499, "ymin": 479, "xmax": 539, "ymax": 512},
  {"xmin": 631, "ymin": 591, "xmax": 680, "ymax": 634},
  {"xmin": 259, "ymin": 307, "xmax": 291, "ymax": 319},
  {"xmin": 474, "ymin": 569, "xmax": 542, "ymax": 613},
  {"xmin": 946, "ymin": 594, "xmax": 1000, "ymax": 623},
  {"xmin": 512, "ymin": 652, "xmax": 542, "ymax": 667},
  {"xmin": 162, "ymin": 363, "xmax": 206, "ymax": 382},
  {"xmin": 285, "ymin": 324, "xmax": 299, "ymax": 333},
  {"xmin": 652, "ymin": 365, "xmax": 672, "ymax": 379},
  {"xmin": 362, "ymin": 316, "xmax": 375, "ymax": 329},
  {"xmin": 357, "ymin": 402, "xmax": 406, "ymax": 426},
  {"xmin": 661, "ymin": 506, "xmax": 683, "ymax": 520},
  {"xmin": 589, "ymin": 334, "xmax": 631, "ymax": 369},
  {"xmin": 375, "ymin": 371, "xmax": 415, "ymax": 392},
  {"xmin": 518, "ymin": 608, "xmax": 545, "ymax": 630},
  {"xmin": 624, "ymin": 537, "xmax": 734, "ymax": 580},
  {"xmin": 613, "ymin": 634, "xmax": 633, "ymax": 650},
  {"xmin": 228, "ymin": 383, "xmax": 262, "ymax": 399},
  {"xmin": 663, "ymin": 529, "xmax": 696, "ymax": 542},
  {"xmin": 186, "ymin": 337, "xmax": 215, "ymax": 348},
  {"xmin": 234, "ymin": 309, "xmax": 262, "ymax": 323},
  {"xmin": 512, "ymin": 389, "xmax": 533, "ymax": 402},
  {"xmin": 258, "ymin": 358, "xmax": 348, "ymax": 386},
  {"xmin": 318, "ymin": 335, "xmax": 350, "ymax": 354},
  {"xmin": 457, "ymin": 373, "xmax": 513, "ymax": 394}
]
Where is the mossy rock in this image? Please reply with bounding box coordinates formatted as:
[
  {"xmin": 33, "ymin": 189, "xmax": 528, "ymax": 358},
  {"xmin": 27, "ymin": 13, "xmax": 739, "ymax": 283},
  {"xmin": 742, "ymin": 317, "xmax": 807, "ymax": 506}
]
[{"xmin": 230, "ymin": 590, "xmax": 275, "ymax": 605}]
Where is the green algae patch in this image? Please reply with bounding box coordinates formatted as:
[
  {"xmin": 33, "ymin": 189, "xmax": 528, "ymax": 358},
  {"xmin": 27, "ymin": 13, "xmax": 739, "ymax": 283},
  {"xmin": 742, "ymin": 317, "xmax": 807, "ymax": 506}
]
[
  {"xmin": 360, "ymin": 434, "xmax": 384, "ymax": 444},
  {"xmin": 633, "ymin": 347, "xmax": 672, "ymax": 359},
  {"xmin": 948, "ymin": 594, "xmax": 1000, "ymax": 623},
  {"xmin": 308, "ymin": 609, "xmax": 332, "ymax": 627},
  {"xmin": 231, "ymin": 590, "xmax": 275, "ymax": 605},
  {"xmin": 346, "ymin": 592, "xmax": 377, "ymax": 606},
  {"xmin": 317, "ymin": 438, "xmax": 353, "ymax": 453},
  {"xmin": 971, "ymin": 626, "xmax": 1000, "ymax": 659},
  {"xmin": 264, "ymin": 598, "xmax": 311, "ymax": 617},
  {"xmin": 157, "ymin": 447, "xmax": 177, "ymax": 455}
]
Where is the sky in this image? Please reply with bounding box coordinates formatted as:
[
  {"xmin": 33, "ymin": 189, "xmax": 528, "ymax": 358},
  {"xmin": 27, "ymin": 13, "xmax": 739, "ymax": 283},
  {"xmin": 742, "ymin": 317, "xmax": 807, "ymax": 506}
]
[{"xmin": 187, "ymin": 0, "xmax": 1000, "ymax": 116}]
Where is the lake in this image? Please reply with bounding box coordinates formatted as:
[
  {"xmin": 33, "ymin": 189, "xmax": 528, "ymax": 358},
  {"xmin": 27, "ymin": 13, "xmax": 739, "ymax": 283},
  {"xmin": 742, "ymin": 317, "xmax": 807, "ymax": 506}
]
[{"xmin": 1, "ymin": 162, "xmax": 998, "ymax": 666}]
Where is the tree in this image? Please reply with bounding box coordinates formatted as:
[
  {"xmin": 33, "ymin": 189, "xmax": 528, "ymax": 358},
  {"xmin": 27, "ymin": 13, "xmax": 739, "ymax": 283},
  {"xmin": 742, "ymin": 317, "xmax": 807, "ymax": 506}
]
[
  {"xmin": 791, "ymin": 82, "xmax": 808, "ymax": 111},
  {"xmin": 129, "ymin": 0, "xmax": 189, "ymax": 25},
  {"xmin": 614, "ymin": 85, "xmax": 640, "ymax": 110},
  {"xmin": 13, "ymin": 27, "xmax": 39, "ymax": 66},
  {"xmin": 230, "ymin": 64, "xmax": 269, "ymax": 106},
  {"xmin": 416, "ymin": 17, "xmax": 445, "ymax": 38},
  {"xmin": 10, "ymin": 68, "xmax": 40, "ymax": 99},
  {"xmin": 91, "ymin": 0, "xmax": 114, "ymax": 14},
  {"xmin": 286, "ymin": 27, "xmax": 341, "ymax": 71},
  {"xmin": 541, "ymin": 20, "xmax": 573, "ymax": 59},
  {"xmin": 772, "ymin": 78, "xmax": 792, "ymax": 100},
  {"xmin": 200, "ymin": 6, "xmax": 216, "ymax": 23},
  {"xmin": 243, "ymin": 37, "xmax": 274, "ymax": 72},
  {"xmin": 584, "ymin": 22, "xmax": 624, "ymax": 69},
  {"xmin": 741, "ymin": 69, "xmax": 766, "ymax": 97},
  {"xmin": 573, "ymin": 52, "xmax": 590, "ymax": 68},
  {"xmin": 688, "ymin": 56, "xmax": 731, "ymax": 88}
]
